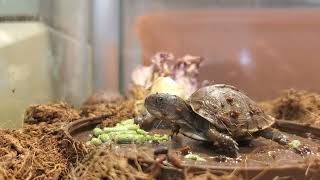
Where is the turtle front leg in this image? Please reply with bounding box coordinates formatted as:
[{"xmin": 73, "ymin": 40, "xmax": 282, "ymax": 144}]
[
  {"xmin": 205, "ymin": 128, "xmax": 239, "ymax": 157},
  {"xmin": 134, "ymin": 112, "xmax": 156, "ymax": 130},
  {"xmin": 170, "ymin": 123, "xmax": 181, "ymax": 137},
  {"xmin": 256, "ymin": 128, "xmax": 288, "ymax": 145}
]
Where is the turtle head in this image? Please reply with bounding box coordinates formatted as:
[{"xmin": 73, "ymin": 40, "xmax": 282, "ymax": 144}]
[{"xmin": 145, "ymin": 93, "xmax": 186, "ymax": 121}]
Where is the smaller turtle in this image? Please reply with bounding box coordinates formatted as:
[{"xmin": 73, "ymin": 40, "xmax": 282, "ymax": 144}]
[{"xmin": 136, "ymin": 84, "xmax": 288, "ymax": 157}]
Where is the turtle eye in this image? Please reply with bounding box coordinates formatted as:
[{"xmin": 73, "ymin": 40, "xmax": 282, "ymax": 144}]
[{"xmin": 156, "ymin": 97, "xmax": 164, "ymax": 104}]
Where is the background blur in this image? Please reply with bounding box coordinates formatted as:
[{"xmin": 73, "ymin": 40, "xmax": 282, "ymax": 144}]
[{"xmin": 0, "ymin": 0, "xmax": 320, "ymax": 128}]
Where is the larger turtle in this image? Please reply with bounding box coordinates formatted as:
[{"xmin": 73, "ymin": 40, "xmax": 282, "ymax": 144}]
[{"xmin": 136, "ymin": 84, "xmax": 288, "ymax": 157}]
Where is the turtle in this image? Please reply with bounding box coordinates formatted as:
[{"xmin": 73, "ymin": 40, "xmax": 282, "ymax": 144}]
[{"xmin": 135, "ymin": 84, "xmax": 288, "ymax": 157}]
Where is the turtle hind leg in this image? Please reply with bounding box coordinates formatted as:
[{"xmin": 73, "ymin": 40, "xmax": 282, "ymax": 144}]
[
  {"xmin": 256, "ymin": 128, "xmax": 288, "ymax": 145},
  {"xmin": 237, "ymin": 136, "xmax": 254, "ymax": 146},
  {"xmin": 205, "ymin": 128, "xmax": 239, "ymax": 157}
]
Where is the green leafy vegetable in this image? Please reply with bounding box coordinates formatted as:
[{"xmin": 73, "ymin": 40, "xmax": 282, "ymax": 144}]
[
  {"xmin": 98, "ymin": 134, "xmax": 111, "ymax": 143},
  {"xmin": 90, "ymin": 138, "xmax": 102, "ymax": 146},
  {"xmin": 93, "ymin": 128, "xmax": 104, "ymax": 137},
  {"xmin": 288, "ymin": 140, "xmax": 301, "ymax": 149},
  {"xmin": 118, "ymin": 119, "xmax": 134, "ymax": 125},
  {"xmin": 87, "ymin": 119, "xmax": 170, "ymax": 146},
  {"xmin": 184, "ymin": 153, "xmax": 206, "ymax": 162}
]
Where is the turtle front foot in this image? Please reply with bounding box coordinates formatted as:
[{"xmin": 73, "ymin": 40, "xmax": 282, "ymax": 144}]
[
  {"xmin": 219, "ymin": 136, "xmax": 240, "ymax": 158},
  {"xmin": 134, "ymin": 116, "xmax": 144, "ymax": 125},
  {"xmin": 170, "ymin": 124, "xmax": 180, "ymax": 137},
  {"xmin": 205, "ymin": 129, "xmax": 240, "ymax": 157},
  {"xmin": 134, "ymin": 113, "xmax": 155, "ymax": 130}
]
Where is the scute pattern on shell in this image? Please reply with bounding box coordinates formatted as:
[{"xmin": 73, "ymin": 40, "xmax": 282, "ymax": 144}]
[{"xmin": 189, "ymin": 84, "xmax": 275, "ymax": 135}]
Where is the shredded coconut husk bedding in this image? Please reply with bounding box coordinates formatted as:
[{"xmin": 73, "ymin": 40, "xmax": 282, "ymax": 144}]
[
  {"xmin": 80, "ymin": 96, "xmax": 136, "ymax": 128},
  {"xmin": 0, "ymin": 89, "xmax": 319, "ymax": 179},
  {"xmin": 65, "ymin": 145, "xmax": 155, "ymax": 180},
  {"xmin": 0, "ymin": 98, "xmax": 143, "ymax": 180},
  {"xmin": 260, "ymin": 89, "xmax": 320, "ymax": 127},
  {"xmin": 66, "ymin": 145, "xmax": 242, "ymax": 180},
  {"xmin": 0, "ymin": 102, "xmax": 83, "ymax": 180}
]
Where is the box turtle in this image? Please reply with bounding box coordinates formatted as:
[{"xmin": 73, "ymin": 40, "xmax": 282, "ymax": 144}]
[{"xmin": 136, "ymin": 84, "xmax": 288, "ymax": 157}]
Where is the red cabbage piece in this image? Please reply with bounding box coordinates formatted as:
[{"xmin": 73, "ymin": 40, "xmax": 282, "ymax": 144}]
[{"xmin": 131, "ymin": 52, "xmax": 204, "ymax": 96}]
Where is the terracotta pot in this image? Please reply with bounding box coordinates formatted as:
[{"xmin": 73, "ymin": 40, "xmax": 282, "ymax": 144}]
[{"xmin": 65, "ymin": 116, "xmax": 320, "ymax": 180}]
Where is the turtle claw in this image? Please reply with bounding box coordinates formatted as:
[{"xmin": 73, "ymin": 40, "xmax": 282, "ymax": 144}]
[
  {"xmin": 218, "ymin": 140, "xmax": 239, "ymax": 158},
  {"xmin": 223, "ymin": 138, "xmax": 240, "ymax": 157},
  {"xmin": 134, "ymin": 113, "xmax": 155, "ymax": 130},
  {"xmin": 278, "ymin": 138, "xmax": 289, "ymax": 145},
  {"xmin": 170, "ymin": 130, "xmax": 179, "ymax": 138},
  {"xmin": 228, "ymin": 149, "xmax": 240, "ymax": 158},
  {"xmin": 170, "ymin": 123, "xmax": 180, "ymax": 137},
  {"xmin": 134, "ymin": 116, "xmax": 143, "ymax": 125},
  {"xmin": 205, "ymin": 129, "xmax": 240, "ymax": 157},
  {"xmin": 218, "ymin": 133, "xmax": 239, "ymax": 149},
  {"xmin": 216, "ymin": 142, "xmax": 239, "ymax": 158},
  {"xmin": 170, "ymin": 131, "xmax": 177, "ymax": 138}
]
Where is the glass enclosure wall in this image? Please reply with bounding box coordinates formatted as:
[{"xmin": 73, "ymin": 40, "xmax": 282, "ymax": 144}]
[
  {"xmin": 0, "ymin": 0, "xmax": 91, "ymax": 128},
  {"xmin": 39, "ymin": 0, "xmax": 92, "ymax": 106},
  {"xmin": 0, "ymin": 0, "xmax": 39, "ymax": 16}
]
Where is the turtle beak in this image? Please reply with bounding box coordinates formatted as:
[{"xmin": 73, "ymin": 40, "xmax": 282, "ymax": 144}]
[
  {"xmin": 144, "ymin": 95, "xmax": 154, "ymax": 108},
  {"xmin": 144, "ymin": 95, "xmax": 158, "ymax": 113}
]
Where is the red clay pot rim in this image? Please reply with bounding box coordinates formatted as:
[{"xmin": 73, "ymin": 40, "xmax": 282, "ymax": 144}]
[{"xmin": 64, "ymin": 116, "xmax": 320, "ymax": 172}]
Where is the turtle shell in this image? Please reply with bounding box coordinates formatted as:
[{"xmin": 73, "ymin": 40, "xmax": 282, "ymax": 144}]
[{"xmin": 188, "ymin": 84, "xmax": 275, "ymax": 135}]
